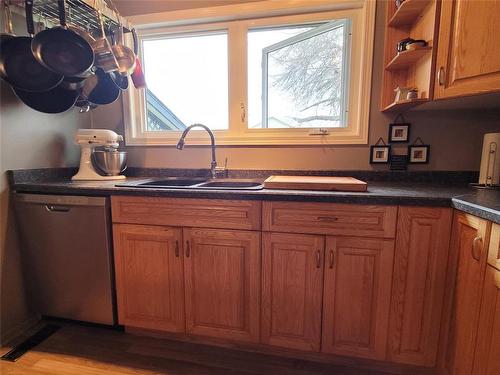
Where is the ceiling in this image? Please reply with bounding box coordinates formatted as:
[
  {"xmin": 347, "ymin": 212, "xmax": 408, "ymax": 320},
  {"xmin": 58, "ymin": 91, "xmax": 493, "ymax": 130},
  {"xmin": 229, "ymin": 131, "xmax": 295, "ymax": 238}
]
[{"xmin": 113, "ymin": 0, "xmax": 262, "ymax": 16}]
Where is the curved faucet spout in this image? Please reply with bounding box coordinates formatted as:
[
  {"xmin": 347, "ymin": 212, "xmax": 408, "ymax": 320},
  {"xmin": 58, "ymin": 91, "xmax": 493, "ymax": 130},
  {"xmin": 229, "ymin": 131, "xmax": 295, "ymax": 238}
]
[{"xmin": 176, "ymin": 123, "xmax": 218, "ymax": 178}]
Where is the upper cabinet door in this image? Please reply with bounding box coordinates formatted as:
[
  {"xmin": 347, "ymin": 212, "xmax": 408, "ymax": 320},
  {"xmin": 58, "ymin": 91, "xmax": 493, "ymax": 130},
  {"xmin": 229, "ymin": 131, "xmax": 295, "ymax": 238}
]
[
  {"xmin": 443, "ymin": 213, "xmax": 491, "ymax": 375},
  {"xmin": 322, "ymin": 237, "xmax": 395, "ymax": 360},
  {"xmin": 113, "ymin": 224, "xmax": 185, "ymax": 333},
  {"xmin": 261, "ymin": 232, "xmax": 324, "ymax": 352},
  {"xmin": 472, "ymin": 265, "xmax": 500, "ymax": 375},
  {"xmin": 183, "ymin": 228, "xmax": 261, "ymax": 343},
  {"xmin": 388, "ymin": 207, "xmax": 452, "ymax": 366},
  {"xmin": 434, "ymin": 0, "xmax": 500, "ymax": 99}
]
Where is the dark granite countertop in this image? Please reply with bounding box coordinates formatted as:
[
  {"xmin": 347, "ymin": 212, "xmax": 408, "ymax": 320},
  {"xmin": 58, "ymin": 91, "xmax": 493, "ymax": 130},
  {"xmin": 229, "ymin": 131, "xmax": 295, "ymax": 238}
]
[{"xmin": 8, "ymin": 168, "xmax": 499, "ymax": 224}]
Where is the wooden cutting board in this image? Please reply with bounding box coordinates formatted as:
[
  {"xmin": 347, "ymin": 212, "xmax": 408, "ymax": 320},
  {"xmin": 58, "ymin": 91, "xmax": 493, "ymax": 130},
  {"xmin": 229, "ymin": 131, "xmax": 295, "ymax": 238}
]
[{"xmin": 264, "ymin": 176, "xmax": 368, "ymax": 192}]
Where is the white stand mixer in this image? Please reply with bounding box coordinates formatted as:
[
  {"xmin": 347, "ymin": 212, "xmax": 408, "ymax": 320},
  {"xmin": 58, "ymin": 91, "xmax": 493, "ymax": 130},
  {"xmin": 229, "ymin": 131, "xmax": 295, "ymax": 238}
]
[{"xmin": 72, "ymin": 129, "xmax": 126, "ymax": 181}]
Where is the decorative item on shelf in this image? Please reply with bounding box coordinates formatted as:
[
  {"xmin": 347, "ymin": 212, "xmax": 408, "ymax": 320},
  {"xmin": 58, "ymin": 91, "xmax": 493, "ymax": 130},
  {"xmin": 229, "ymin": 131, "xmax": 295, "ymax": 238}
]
[
  {"xmin": 394, "ymin": 86, "xmax": 417, "ymax": 103},
  {"xmin": 370, "ymin": 137, "xmax": 391, "ymax": 164},
  {"xmin": 406, "ymin": 88, "xmax": 418, "ymax": 100},
  {"xmin": 408, "ymin": 137, "xmax": 430, "ymax": 164},
  {"xmin": 388, "ymin": 114, "xmax": 410, "ymax": 143},
  {"xmin": 397, "ymin": 38, "xmax": 427, "ymax": 53},
  {"xmin": 390, "ymin": 155, "xmax": 408, "ymax": 171}
]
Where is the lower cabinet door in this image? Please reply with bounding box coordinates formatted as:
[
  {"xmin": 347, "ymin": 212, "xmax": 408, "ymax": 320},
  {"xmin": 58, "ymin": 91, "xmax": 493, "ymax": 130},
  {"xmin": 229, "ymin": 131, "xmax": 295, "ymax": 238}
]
[
  {"xmin": 113, "ymin": 224, "xmax": 185, "ymax": 332},
  {"xmin": 443, "ymin": 213, "xmax": 490, "ymax": 375},
  {"xmin": 322, "ymin": 237, "xmax": 395, "ymax": 360},
  {"xmin": 261, "ymin": 232, "xmax": 325, "ymax": 351},
  {"xmin": 183, "ymin": 228, "xmax": 261, "ymax": 343},
  {"xmin": 388, "ymin": 207, "xmax": 452, "ymax": 366},
  {"xmin": 473, "ymin": 265, "xmax": 500, "ymax": 374}
]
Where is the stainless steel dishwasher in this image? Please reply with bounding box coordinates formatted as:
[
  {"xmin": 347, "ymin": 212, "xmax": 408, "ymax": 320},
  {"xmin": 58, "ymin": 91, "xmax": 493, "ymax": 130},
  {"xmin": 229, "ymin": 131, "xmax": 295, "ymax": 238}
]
[{"xmin": 14, "ymin": 194, "xmax": 116, "ymax": 325}]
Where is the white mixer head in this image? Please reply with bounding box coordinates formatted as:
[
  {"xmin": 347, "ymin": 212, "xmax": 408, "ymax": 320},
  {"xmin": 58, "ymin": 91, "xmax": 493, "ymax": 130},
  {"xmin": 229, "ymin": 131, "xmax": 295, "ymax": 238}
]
[{"xmin": 75, "ymin": 129, "xmax": 124, "ymax": 148}]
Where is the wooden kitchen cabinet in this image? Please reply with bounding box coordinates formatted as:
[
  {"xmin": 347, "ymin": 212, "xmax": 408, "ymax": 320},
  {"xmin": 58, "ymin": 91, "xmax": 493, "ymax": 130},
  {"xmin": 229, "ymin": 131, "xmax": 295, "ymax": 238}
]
[
  {"xmin": 441, "ymin": 213, "xmax": 491, "ymax": 375},
  {"xmin": 472, "ymin": 265, "xmax": 500, "ymax": 375},
  {"xmin": 261, "ymin": 232, "xmax": 324, "ymax": 351},
  {"xmin": 322, "ymin": 237, "xmax": 395, "ymax": 360},
  {"xmin": 388, "ymin": 207, "xmax": 452, "ymax": 366},
  {"xmin": 487, "ymin": 223, "xmax": 500, "ymax": 271},
  {"xmin": 183, "ymin": 228, "xmax": 261, "ymax": 343},
  {"xmin": 434, "ymin": 0, "xmax": 500, "ymax": 99},
  {"xmin": 113, "ymin": 224, "xmax": 185, "ymax": 333}
]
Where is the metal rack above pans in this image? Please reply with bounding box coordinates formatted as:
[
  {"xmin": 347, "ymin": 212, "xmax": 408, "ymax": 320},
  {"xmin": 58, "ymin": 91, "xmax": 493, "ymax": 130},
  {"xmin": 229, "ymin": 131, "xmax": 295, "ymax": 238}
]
[{"xmin": 11, "ymin": 0, "xmax": 132, "ymax": 36}]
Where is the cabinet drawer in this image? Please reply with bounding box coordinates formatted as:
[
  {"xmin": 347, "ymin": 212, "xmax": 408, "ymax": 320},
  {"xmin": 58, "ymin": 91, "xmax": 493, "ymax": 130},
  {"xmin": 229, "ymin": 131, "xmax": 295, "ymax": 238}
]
[
  {"xmin": 111, "ymin": 196, "xmax": 261, "ymax": 230},
  {"xmin": 263, "ymin": 201, "xmax": 397, "ymax": 238}
]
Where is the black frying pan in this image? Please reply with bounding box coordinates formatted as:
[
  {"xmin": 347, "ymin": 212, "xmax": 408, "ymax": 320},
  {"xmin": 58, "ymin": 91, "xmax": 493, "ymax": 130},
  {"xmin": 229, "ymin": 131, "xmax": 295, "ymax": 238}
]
[
  {"xmin": 31, "ymin": 0, "xmax": 94, "ymax": 77},
  {"xmin": 81, "ymin": 67, "xmax": 120, "ymax": 105},
  {"xmin": 13, "ymin": 84, "xmax": 79, "ymax": 114},
  {"xmin": 0, "ymin": 0, "xmax": 63, "ymax": 92}
]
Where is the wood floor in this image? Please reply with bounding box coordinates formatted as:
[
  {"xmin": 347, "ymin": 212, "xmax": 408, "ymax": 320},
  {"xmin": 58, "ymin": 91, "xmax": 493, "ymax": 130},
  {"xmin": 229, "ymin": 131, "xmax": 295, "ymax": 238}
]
[{"xmin": 0, "ymin": 322, "xmax": 392, "ymax": 375}]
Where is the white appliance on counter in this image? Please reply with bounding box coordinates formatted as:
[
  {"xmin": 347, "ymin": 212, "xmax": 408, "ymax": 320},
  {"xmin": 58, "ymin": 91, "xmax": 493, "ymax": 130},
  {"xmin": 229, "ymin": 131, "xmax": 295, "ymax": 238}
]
[
  {"xmin": 72, "ymin": 129, "xmax": 126, "ymax": 181},
  {"xmin": 478, "ymin": 132, "xmax": 500, "ymax": 188}
]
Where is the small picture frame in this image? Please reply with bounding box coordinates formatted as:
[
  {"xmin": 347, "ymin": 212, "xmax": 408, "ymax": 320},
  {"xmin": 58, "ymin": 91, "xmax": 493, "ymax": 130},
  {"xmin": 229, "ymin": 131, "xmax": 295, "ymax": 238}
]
[
  {"xmin": 408, "ymin": 145, "xmax": 430, "ymax": 163},
  {"xmin": 389, "ymin": 123, "xmax": 410, "ymax": 143},
  {"xmin": 370, "ymin": 145, "xmax": 391, "ymax": 164}
]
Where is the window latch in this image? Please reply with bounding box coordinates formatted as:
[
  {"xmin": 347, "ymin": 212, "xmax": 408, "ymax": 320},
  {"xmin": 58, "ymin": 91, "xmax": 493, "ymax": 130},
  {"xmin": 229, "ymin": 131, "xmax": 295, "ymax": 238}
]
[{"xmin": 309, "ymin": 128, "xmax": 330, "ymax": 136}]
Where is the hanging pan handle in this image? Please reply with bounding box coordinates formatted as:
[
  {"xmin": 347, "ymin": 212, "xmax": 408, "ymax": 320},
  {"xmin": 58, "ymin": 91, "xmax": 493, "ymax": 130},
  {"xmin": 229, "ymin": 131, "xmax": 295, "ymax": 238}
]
[{"xmin": 25, "ymin": 0, "xmax": 34, "ymax": 37}]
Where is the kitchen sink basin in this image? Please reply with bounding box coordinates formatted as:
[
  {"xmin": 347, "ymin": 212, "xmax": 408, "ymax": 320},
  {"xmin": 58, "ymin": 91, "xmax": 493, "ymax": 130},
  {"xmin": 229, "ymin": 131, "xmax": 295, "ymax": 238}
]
[
  {"xmin": 118, "ymin": 178, "xmax": 264, "ymax": 190},
  {"xmin": 136, "ymin": 177, "xmax": 207, "ymax": 188},
  {"xmin": 197, "ymin": 180, "xmax": 264, "ymax": 190}
]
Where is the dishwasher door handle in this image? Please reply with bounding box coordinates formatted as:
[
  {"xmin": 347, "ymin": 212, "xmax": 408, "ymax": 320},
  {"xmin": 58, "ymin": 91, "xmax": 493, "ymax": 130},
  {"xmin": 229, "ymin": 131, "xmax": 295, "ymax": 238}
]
[{"xmin": 45, "ymin": 205, "xmax": 71, "ymax": 213}]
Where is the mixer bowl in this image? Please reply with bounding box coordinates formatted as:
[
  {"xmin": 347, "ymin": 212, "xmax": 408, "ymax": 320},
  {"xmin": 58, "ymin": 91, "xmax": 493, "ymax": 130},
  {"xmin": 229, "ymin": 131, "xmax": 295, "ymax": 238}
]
[{"xmin": 92, "ymin": 150, "xmax": 127, "ymax": 176}]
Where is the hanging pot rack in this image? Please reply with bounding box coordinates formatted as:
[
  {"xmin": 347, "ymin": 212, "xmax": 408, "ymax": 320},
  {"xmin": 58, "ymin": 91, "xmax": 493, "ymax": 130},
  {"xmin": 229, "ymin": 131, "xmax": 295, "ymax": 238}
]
[{"xmin": 10, "ymin": 0, "xmax": 132, "ymax": 36}]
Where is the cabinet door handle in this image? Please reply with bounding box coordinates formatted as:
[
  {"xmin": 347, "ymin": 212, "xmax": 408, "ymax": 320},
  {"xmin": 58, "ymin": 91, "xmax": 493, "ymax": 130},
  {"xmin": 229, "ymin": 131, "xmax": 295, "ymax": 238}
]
[
  {"xmin": 438, "ymin": 66, "xmax": 445, "ymax": 86},
  {"xmin": 185, "ymin": 240, "xmax": 191, "ymax": 258},
  {"xmin": 316, "ymin": 250, "xmax": 321, "ymax": 268},
  {"xmin": 472, "ymin": 236, "xmax": 482, "ymax": 261},
  {"xmin": 175, "ymin": 240, "xmax": 180, "ymax": 257},
  {"xmin": 329, "ymin": 250, "xmax": 335, "ymax": 269}
]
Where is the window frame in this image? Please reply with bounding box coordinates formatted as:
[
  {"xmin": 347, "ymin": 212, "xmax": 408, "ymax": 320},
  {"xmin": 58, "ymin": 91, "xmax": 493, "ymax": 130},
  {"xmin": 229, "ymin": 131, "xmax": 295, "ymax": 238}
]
[
  {"xmin": 259, "ymin": 19, "xmax": 351, "ymax": 129},
  {"xmin": 123, "ymin": 1, "xmax": 375, "ymax": 146}
]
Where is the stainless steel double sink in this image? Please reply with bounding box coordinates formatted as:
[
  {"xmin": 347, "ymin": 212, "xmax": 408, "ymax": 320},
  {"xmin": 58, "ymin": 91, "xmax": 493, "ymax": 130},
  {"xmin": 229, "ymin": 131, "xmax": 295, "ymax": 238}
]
[{"xmin": 117, "ymin": 177, "xmax": 264, "ymax": 190}]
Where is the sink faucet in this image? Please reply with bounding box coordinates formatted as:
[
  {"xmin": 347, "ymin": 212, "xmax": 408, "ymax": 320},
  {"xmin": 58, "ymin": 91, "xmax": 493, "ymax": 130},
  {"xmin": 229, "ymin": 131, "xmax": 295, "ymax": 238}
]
[{"xmin": 176, "ymin": 123, "xmax": 219, "ymax": 179}]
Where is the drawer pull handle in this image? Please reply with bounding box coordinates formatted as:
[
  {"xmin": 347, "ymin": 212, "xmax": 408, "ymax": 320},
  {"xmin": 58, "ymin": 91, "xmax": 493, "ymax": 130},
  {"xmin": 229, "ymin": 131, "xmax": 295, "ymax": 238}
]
[
  {"xmin": 472, "ymin": 236, "xmax": 482, "ymax": 261},
  {"xmin": 175, "ymin": 240, "xmax": 180, "ymax": 257},
  {"xmin": 329, "ymin": 250, "xmax": 335, "ymax": 269},
  {"xmin": 186, "ymin": 240, "xmax": 191, "ymax": 258},
  {"xmin": 316, "ymin": 250, "xmax": 321, "ymax": 268},
  {"xmin": 317, "ymin": 216, "xmax": 338, "ymax": 222}
]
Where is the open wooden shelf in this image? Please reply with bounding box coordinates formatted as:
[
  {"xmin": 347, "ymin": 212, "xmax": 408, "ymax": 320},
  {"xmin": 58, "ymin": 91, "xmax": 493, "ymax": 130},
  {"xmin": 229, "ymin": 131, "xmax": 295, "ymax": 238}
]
[
  {"xmin": 388, "ymin": 0, "xmax": 432, "ymax": 27},
  {"xmin": 382, "ymin": 98, "xmax": 429, "ymax": 112},
  {"xmin": 386, "ymin": 47, "xmax": 432, "ymax": 71}
]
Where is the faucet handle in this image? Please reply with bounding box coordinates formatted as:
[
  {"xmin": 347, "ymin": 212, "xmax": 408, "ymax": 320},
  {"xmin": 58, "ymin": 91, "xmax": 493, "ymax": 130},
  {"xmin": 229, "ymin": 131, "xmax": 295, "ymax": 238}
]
[{"xmin": 214, "ymin": 158, "xmax": 228, "ymax": 178}]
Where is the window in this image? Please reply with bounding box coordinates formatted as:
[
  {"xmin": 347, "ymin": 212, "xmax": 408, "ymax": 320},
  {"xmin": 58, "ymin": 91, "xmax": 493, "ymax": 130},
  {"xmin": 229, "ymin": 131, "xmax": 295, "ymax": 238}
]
[
  {"xmin": 143, "ymin": 32, "xmax": 228, "ymax": 131},
  {"xmin": 124, "ymin": 1, "xmax": 375, "ymax": 145}
]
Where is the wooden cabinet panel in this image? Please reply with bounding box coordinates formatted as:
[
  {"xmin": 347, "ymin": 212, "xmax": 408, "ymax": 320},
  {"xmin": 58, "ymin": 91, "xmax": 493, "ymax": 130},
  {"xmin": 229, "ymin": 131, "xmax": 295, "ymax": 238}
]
[
  {"xmin": 263, "ymin": 202, "xmax": 397, "ymax": 238},
  {"xmin": 487, "ymin": 223, "xmax": 500, "ymax": 271},
  {"xmin": 183, "ymin": 228, "xmax": 260, "ymax": 343},
  {"xmin": 113, "ymin": 224, "xmax": 185, "ymax": 332},
  {"xmin": 435, "ymin": 0, "xmax": 500, "ymax": 99},
  {"xmin": 441, "ymin": 213, "xmax": 491, "ymax": 375},
  {"xmin": 388, "ymin": 207, "xmax": 452, "ymax": 366},
  {"xmin": 322, "ymin": 237, "xmax": 395, "ymax": 360},
  {"xmin": 473, "ymin": 265, "xmax": 500, "ymax": 375},
  {"xmin": 261, "ymin": 233, "xmax": 324, "ymax": 351},
  {"xmin": 111, "ymin": 196, "xmax": 261, "ymax": 230}
]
